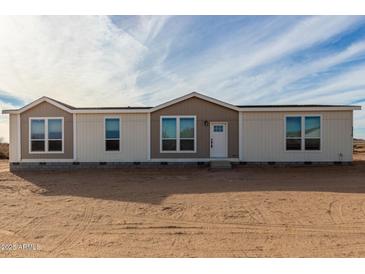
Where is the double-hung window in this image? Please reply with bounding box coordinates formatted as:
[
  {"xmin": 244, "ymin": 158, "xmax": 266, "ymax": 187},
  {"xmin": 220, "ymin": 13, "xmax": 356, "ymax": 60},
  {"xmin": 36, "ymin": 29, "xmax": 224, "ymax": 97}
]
[
  {"xmin": 285, "ymin": 116, "xmax": 302, "ymax": 150},
  {"xmin": 304, "ymin": 116, "xmax": 321, "ymax": 150},
  {"xmin": 30, "ymin": 118, "xmax": 63, "ymax": 153},
  {"xmin": 161, "ymin": 116, "xmax": 196, "ymax": 152},
  {"xmin": 285, "ymin": 115, "xmax": 321, "ymax": 151},
  {"xmin": 105, "ymin": 118, "xmax": 120, "ymax": 151},
  {"xmin": 161, "ymin": 118, "xmax": 177, "ymax": 151},
  {"xmin": 48, "ymin": 119, "xmax": 63, "ymax": 151}
]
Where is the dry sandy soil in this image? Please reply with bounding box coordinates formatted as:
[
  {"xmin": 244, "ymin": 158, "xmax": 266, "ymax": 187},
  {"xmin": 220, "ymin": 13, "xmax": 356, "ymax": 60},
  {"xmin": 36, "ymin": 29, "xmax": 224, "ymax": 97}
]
[
  {"xmin": 1, "ymin": 158, "xmax": 365, "ymax": 258},
  {"xmin": 354, "ymin": 139, "xmax": 365, "ymax": 161}
]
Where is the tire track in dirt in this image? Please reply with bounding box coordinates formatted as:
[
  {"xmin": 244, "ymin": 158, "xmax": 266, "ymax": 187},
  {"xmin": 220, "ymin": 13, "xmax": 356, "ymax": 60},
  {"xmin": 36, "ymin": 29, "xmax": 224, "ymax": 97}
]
[
  {"xmin": 0, "ymin": 204, "xmax": 27, "ymax": 232},
  {"xmin": 117, "ymin": 210, "xmax": 365, "ymax": 234},
  {"xmin": 0, "ymin": 187, "xmax": 28, "ymax": 233},
  {"xmin": 253, "ymin": 207, "xmax": 267, "ymax": 224},
  {"xmin": 50, "ymin": 206, "xmax": 94, "ymax": 256},
  {"xmin": 360, "ymin": 199, "xmax": 365, "ymax": 218},
  {"xmin": 328, "ymin": 200, "xmax": 344, "ymax": 224},
  {"xmin": 0, "ymin": 176, "xmax": 52, "ymax": 242},
  {"xmin": 15, "ymin": 216, "xmax": 46, "ymax": 241}
]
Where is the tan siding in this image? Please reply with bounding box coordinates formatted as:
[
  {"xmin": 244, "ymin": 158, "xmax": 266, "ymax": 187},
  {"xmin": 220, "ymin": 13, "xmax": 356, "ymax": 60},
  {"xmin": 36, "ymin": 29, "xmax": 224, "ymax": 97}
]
[
  {"xmin": 9, "ymin": 114, "xmax": 20, "ymax": 162},
  {"xmin": 76, "ymin": 113, "xmax": 148, "ymax": 162},
  {"xmin": 241, "ymin": 111, "xmax": 353, "ymax": 162},
  {"xmin": 151, "ymin": 97, "xmax": 239, "ymax": 159},
  {"xmin": 20, "ymin": 102, "xmax": 73, "ymax": 159}
]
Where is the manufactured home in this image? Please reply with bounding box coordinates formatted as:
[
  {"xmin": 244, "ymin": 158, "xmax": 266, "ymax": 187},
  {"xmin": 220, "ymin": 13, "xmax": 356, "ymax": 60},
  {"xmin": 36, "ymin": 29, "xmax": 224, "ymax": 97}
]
[{"xmin": 2, "ymin": 92, "xmax": 361, "ymax": 170}]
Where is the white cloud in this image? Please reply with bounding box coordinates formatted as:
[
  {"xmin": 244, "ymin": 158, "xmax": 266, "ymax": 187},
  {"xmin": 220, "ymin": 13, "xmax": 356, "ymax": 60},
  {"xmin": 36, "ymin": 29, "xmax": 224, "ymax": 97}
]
[
  {"xmin": 278, "ymin": 65, "xmax": 365, "ymax": 104},
  {"xmin": 0, "ymin": 116, "xmax": 8, "ymax": 143},
  {"xmin": 0, "ymin": 16, "xmax": 168, "ymax": 107},
  {"xmin": 237, "ymin": 40, "xmax": 365, "ymax": 103},
  {"xmin": 1, "ymin": 16, "xmax": 365, "ymax": 141},
  {"xmin": 0, "ymin": 100, "xmax": 18, "ymax": 142},
  {"xmin": 0, "ymin": 15, "xmax": 170, "ymax": 141},
  {"xmin": 134, "ymin": 16, "xmax": 364, "ymax": 107},
  {"xmin": 184, "ymin": 16, "xmax": 362, "ymax": 96}
]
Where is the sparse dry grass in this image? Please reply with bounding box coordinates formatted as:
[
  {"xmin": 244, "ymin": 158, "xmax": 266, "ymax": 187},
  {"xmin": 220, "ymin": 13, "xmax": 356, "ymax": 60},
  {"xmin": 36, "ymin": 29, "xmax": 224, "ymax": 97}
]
[
  {"xmin": 354, "ymin": 139, "xmax": 365, "ymax": 154},
  {"xmin": 0, "ymin": 143, "xmax": 9, "ymax": 159},
  {"xmin": 353, "ymin": 139, "xmax": 365, "ymax": 161}
]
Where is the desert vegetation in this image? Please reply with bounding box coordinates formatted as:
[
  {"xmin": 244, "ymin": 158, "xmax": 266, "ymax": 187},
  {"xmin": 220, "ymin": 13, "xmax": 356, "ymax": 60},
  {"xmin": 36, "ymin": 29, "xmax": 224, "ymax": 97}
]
[{"xmin": 0, "ymin": 137, "xmax": 9, "ymax": 159}]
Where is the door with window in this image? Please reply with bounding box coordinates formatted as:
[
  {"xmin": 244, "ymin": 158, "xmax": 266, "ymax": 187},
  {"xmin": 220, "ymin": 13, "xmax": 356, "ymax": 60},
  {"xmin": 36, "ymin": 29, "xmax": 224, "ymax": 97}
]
[{"xmin": 210, "ymin": 122, "xmax": 228, "ymax": 158}]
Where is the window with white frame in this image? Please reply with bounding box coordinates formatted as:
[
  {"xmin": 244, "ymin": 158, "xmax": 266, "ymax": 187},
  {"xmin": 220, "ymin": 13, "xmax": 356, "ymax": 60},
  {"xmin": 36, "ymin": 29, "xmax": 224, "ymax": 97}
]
[
  {"xmin": 285, "ymin": 116, "xmax": 302, "ymax": 150},
  {"xmin": 161, "ymin": 116, "xmax": 196, "ymax": 152},
  {"xmin": 285, "ymin": 115, "xmax": 321, "ymax": 151},
  {"xmin": 213, "ymin": 125, "xmax": 224, "ymax": 132},
  {"xmin": 161, "ymin": 117, "xmax": 177, "ymax": 151},
  {"xmin": 105, "ymin": 118, "xmax": 120, "ymax": 151},
  {"xmin": 30, "ymin": 118, "xmax": 63, "ymax": 153},
  {"xmin": 304, "ymin": 116, "xmax": 321, "ymax": 150}
]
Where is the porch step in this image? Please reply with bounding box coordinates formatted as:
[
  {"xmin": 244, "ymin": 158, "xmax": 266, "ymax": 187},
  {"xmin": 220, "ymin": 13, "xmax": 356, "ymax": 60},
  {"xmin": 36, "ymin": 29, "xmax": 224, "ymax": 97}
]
[{"xmin": 209, "ymin": 160, "xmax": 232, "ymax": 169}]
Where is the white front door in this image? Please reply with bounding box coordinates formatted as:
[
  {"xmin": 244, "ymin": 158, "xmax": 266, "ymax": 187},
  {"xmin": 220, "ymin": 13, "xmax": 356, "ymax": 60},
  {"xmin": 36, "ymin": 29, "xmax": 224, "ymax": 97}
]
[{"xmin": 210, "ymin": 122, "xmax": 228, "ymax": 158}]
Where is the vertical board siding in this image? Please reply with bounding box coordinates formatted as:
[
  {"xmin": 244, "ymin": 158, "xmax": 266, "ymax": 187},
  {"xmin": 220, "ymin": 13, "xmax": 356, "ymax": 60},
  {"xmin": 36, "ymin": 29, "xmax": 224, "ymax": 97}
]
[
  {"xmin": 241, "ymin": 111, "xmax": 353, "ymax": 162},
  {"xmin": 9, "ymin": 114, "xmax": 19, "ymax": 162},
  {"xmin": 150, "ymin": 96, "xmax": 239, "ymax": 159},
  {"xmin": 20, "ymin": 102, "xmax": 73, "ymax": 159},
  {"xmin": 76, "ymin": 113, "xmax": 148, "ymax": 162}
]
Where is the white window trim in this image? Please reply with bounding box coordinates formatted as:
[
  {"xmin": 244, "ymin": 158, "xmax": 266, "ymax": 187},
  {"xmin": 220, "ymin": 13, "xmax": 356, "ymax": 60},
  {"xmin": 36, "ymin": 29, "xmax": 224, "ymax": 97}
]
[
  {"xmin": 160, "ymin": 115, "xmax": 197, "ymax": 153},
  {"xmin": 284, "ymin": 114, "xmax": 322, "ymax": 152},
  {"xmin": 29, "ymin": 117, "xmax": 64, "ymax": 154},
  {"xmin": 104, "ymin": 116, "xmax": 121, "ymax": 152}
]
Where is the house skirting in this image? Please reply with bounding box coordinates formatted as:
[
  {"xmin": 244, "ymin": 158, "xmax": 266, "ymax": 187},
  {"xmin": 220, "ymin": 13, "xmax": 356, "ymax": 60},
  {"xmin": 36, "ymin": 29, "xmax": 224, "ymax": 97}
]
[
  {"xmin": 9, "ymin": 161, "xmax": 210, "ymax": 171},
  {"xmin": 9, "ymin": 160, "xmax": 352, "ymax": 171}
]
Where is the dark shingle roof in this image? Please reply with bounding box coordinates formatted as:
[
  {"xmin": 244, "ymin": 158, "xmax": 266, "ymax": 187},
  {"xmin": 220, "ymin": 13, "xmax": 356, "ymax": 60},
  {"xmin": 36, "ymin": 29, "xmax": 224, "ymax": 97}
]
[
  {"xmin": 235, "ymin": 104, "xmax": 356, "ymax": 108},
  {"xmin": 45, "ymin": 97, "xmax": 77, "ymax": 109},
  {"xmin": 75, "ymin": 107, "xmax": 152, "ymax": 110},
  {"xmin": 45, "ymin": 97, "xmax": 152, "ymax": 110},
  {"xmin": 44, "ymin": 96, "xmax": 359, "ymax": 110}
]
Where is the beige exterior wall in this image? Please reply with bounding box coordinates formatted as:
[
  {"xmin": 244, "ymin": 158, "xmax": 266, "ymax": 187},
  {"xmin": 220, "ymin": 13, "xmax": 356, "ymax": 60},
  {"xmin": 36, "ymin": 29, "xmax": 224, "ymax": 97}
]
[
  {"xmin": 76, "ymin": 113, "xmax": 148, "ymax": 162},
  {"xmin": 151, "ymin": 97, "xmax": 239, "ymax": 159},
  {"xmin": 9, "ymin": 96, "xmax": 355, "ymax": 163},
  {"xmin": 9, "ymin": 114, "xmax": 20, "ymax": 162},
  {"xmin": 240, "ymin": 111, "xmax": 353, "ymax": 162},
  {"xmin": 20, "ymin": 102, "xmax": 73, "ymax": 159}
]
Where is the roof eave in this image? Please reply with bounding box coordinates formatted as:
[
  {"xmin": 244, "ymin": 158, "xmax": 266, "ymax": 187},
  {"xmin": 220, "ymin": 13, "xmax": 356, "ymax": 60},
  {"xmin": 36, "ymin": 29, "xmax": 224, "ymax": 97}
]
[
  {"xmin": 2, "ymin": 96, "xmax": 75, "ymax": 115},
  {"xmin": 2, "ymin": 93, "xmax": 361, "ymax": 115},
  {"xmin": 238, "ymin": 106, "xmax": 361, "ymax": 112},
  {"xmin": 150, "ymin": 91, "xmax": 241, "ymax": 112},
  {"xmin": 2, "ymin": 109, "xmax": 17, "ymax": 114},
  {"xmin": 3, "ymin": 106, "xmax": 361, "ymax": 115},
  {"xmin": 73, "ymin": 109, "xmax": 150, "ymax": 114}
]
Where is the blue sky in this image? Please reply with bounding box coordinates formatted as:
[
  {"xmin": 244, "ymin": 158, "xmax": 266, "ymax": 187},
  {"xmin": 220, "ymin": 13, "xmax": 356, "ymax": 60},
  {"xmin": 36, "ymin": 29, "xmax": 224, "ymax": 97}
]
[{"xmin": 0, "ymin": 16, "xmax": 365, "ymax": 141}]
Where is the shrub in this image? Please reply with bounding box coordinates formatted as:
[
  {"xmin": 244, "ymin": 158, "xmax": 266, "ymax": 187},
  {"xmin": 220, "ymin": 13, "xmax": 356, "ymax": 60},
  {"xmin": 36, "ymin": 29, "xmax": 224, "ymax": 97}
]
[{"xmin": 0, "ymin": 143, "xmax": 9, "ymax": 159}]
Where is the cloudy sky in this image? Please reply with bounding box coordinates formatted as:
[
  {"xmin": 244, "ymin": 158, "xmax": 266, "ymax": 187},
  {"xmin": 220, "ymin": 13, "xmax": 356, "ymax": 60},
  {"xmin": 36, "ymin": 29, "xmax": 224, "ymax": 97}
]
[{"xmin": 0, "ymin": 16, "xmax": 365, "ymax": 142}]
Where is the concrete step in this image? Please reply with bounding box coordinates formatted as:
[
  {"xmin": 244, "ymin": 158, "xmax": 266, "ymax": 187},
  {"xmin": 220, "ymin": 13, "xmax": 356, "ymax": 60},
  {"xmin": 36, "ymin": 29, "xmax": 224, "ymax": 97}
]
[{"xmin": 209, "ymin": 160, "xmax": 232, "ymax": 169}]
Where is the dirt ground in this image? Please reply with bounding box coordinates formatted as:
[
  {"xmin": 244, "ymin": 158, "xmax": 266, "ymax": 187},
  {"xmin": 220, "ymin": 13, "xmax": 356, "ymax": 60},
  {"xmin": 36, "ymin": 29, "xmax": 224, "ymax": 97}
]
[
  {"xmin": 1, "ymin": 160, "xmax": 365, "ymax": 257},
  {"xmin": 354, "ymin": 139, "xmax": 365, "ymax": 161}
]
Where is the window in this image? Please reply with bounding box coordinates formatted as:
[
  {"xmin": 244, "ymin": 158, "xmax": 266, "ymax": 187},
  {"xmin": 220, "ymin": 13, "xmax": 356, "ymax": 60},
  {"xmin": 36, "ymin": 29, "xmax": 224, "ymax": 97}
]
[
  {"xmin": 305, "ymin": 116, "xmax": 321, "ymax": 150},
  {"xmin": 285, "ymin": 115, "xmax": 321, "ymax": 151},
  {"xmin": 48, "ymin": 119, "xmax": 63, "ymax": 151},
  {"xmin": 105, "ymin": 118, "xmax": 120, "ymax": 151},
  {"xmin": 161, "ymin": 118, "xmax": 177, "ymax": 151},
  {"xmin": 213, "ymin": 125, "xmax": 223, "ymax": 132},
  {"xmin": 161, "ymin": 116, "xmax": 196, "ymax": 152},
  {"xmin": 179, "ymin": 118, "xmax": 195, "ymax": 151},
  {"xmin": 30, "ymin": 119, "xmax": 45, "ymax": 152},
  {"xmin": 30, "ymin": 118, "xmax": 63, "ymax": 153},
  {"xmin": 286, "ymin": 116, "xmax": 302, "ymax": 150}
]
